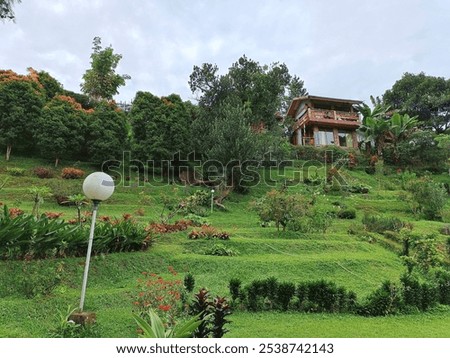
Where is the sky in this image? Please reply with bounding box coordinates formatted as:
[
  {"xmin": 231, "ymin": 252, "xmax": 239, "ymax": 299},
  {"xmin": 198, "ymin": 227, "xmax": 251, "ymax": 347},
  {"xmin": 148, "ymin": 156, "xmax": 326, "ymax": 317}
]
[{"xmin": 1, "ymin": 0, "xmax": 450, "ymax": 106}]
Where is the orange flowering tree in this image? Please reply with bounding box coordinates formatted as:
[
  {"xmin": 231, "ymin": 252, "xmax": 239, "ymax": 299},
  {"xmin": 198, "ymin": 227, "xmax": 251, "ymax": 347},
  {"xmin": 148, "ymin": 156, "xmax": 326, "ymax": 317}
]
[{"xmin": 0, "ymin": 69, "xmax": 44, "ymax": 160}]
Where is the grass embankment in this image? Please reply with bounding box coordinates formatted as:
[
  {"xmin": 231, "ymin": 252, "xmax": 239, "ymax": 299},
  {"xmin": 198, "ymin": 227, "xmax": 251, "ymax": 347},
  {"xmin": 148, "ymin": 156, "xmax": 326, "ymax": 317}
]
[{"xmin": 0, "ymin": 156, "xmax": 449, "ymax": 337}]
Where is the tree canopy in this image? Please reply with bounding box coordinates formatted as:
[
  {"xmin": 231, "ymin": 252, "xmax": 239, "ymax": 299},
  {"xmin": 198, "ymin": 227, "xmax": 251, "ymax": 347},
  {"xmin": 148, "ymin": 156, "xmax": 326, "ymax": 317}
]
[
  {"xmin": 383, "ymin": 72, "xmax": 450, "ymax": 133},
  {"xmin": 189, "ymin": 55, "xmax": 307, "ymax": 128},
  {"xmin": 0, "ymin": 0, "xmax": 21, "ymax": 21},
  {"xmin": 81, "ymin": 37, "xmax": 130, "ymax": 101}
]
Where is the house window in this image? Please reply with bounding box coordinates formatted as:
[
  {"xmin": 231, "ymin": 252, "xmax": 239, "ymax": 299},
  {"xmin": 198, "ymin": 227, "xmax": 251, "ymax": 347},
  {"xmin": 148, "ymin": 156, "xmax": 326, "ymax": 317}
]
[
  {"xmin": 314, "ymin": 129, "xmax": 334, "ymax": 146},
  {"xmin": 338, "ymin": 130, "xmax": 353, "ymax": 147}
]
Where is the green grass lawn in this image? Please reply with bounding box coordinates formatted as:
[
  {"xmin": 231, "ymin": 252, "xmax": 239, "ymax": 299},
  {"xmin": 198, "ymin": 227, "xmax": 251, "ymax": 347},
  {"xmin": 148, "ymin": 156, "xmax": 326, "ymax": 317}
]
[{"xmin": 0, "ymin": 156, "xmax": 449, "ymax": 338}]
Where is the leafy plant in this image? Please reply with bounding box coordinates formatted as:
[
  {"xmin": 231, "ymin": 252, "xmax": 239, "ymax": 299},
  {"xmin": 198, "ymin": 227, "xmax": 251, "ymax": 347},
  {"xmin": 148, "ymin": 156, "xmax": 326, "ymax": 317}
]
[
  {"xmin": 337, "ymin": 208, "xmax": 356, "ymax": 219},
  {"xmin": 204, "ymin": 243, "xmax": 238, "ymax": 256},
  {"xmin": 29, "ymin": 186, "xmax": 52, "ymax": 217},
  {"xmin": 407, "ymin": 177, "xmax": 447, "ymax": 220},
  {"xmin": 184, "ymin": 272, "xmax": 195, "ymax": 293},
  {"xmin": 6, "ymin": 167, "xmax": 26, "ymax": 176},
  {"xmin": 50, "ymin": 306, "xmax": 100, "ymax": 338},
  {"xmin": 133, "ymin": 309, "xmax": 201, "ymax": 338},
  {"xmin": 362, "ymin": 214, "xmax": 405, "ymax": 233}
]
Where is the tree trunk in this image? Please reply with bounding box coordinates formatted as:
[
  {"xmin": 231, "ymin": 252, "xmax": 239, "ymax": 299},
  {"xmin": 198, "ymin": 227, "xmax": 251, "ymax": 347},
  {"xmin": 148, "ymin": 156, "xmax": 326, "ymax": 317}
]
[
  {"xmin": 5, "ymin": 145, "xmax": 12, "ymax": 161},
  {"xmin": 55, "ymin": 157, "xmax": 59, "ymax": 167}
]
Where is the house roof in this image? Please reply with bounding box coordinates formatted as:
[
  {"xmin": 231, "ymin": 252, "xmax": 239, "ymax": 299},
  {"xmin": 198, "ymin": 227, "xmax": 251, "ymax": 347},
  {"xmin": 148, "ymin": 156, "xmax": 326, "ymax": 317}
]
[{"xmin": 286, "ymin": 95, "xmax": 363, "ymax": 118}]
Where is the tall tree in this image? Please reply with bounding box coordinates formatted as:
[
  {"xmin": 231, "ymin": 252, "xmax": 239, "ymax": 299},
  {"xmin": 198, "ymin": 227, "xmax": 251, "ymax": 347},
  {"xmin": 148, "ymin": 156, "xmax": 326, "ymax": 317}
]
[
  {"xmin": 0, "ymin": 0, "xmax": 21, "ymax": 21},
  {"xmin": 85, "ymin": 101, "xmax": 130, "ymax": 165},
  {"xmin": 36, "ymin": 70, "xmax": 64, "ymax": 101},
  {"xmin": 81, "ymin": 37, "xmax": 130, "ymax": 101},
  {"xmin": 130, "ymin": 92, "xmax": 192, "ymax": 163},
  {"xmin": 189, "ymin": 55, "xmax": 306, "ymax": 128},
  {"xmin": 383, "ymin": 72, "xmax": 450, "ymax": 133},
  {"xmin": 34, "ymin": 95, "xmax": 88, "ymax": 167},
  {"xmin": 0, "ymin": 69, "xmax": 44, "ymax": 160}
]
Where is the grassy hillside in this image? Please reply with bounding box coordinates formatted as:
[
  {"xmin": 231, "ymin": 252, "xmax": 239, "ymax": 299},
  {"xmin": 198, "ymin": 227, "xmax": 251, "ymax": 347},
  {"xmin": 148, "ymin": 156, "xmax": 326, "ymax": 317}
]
[{"xmin": 0, "ymin": 156, "xmax": 449, "ymax": 338}]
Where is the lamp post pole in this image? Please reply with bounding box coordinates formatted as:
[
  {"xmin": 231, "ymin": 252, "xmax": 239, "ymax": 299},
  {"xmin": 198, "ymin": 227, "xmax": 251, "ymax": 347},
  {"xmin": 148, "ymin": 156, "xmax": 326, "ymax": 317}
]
[
  {"xmin": 79, "ymin": 199, "xmax": 100, "ymax": 312},
  {"xmin": 211, "ymin": 189, "xmax": 215, "ymax": 213},
  {"xmin": 71, "ymin": 172, "xmax": 114, "ymax": 325}
]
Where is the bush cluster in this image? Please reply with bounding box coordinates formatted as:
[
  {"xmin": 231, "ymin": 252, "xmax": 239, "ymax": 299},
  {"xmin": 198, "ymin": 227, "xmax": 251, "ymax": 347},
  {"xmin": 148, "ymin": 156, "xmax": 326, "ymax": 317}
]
[
  {"xmin": 188, "ymin": 225, "xmax": 230, "ymax": 240},
  {"xmin": 6, "ymin": 167, "xmax": 26, "ymax": 176},
  {"xmin": 0, "ymin": 206, "xmax": 152, "ymax": 260},
  {"xmin": 231, "ymin": 277, "xmax": 357, "ymax": 313},
  {"xmin": 362, "ymin": 214, "xmax": 405, "ymax": 233},
  {"xmin": 232, "ymin": 274, "xmax": 450, "ymax": 316}
]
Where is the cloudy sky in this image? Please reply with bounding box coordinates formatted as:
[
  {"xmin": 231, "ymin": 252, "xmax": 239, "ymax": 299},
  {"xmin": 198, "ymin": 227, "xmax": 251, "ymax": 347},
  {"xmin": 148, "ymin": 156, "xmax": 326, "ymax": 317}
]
[{"xmin": 1, "ymin": 0, "xmax": 449, "ymax": 106}]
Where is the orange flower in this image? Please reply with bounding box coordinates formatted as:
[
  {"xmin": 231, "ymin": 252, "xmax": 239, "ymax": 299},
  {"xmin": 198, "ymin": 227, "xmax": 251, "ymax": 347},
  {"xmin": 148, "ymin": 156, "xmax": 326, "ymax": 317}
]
[{"xmin": 158, "ymin": 304, "xmax": 171, "ymax": 312}]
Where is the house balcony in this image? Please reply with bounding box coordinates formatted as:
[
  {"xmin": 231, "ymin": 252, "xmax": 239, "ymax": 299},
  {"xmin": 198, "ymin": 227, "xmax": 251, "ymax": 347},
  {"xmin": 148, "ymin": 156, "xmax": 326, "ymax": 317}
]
[{"xmin": 294, "ymin": 109, "xmax": 360, "ymax": 130}]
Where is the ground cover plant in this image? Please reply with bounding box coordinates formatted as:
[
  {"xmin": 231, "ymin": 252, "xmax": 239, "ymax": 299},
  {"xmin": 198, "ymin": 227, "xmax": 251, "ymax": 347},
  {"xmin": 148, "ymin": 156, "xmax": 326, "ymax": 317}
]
[{"xmin": 0, "ymin": 155, "xmax": 449, "ymax": 338}]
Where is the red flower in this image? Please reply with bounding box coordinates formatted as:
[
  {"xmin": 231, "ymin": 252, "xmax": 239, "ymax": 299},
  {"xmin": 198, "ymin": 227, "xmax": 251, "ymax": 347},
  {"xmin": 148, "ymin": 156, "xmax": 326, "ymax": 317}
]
[{"xmin": 158, "ymin": 304, "xmax": 171, "ymax": 312}]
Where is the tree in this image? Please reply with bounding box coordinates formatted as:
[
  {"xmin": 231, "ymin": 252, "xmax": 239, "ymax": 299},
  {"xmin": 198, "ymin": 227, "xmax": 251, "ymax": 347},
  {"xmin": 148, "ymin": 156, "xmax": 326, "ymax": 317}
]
[
  {"xmin": 385, "ymin": 112, "xmax": 418, "ymax": 162},
  {"xmin": 34, "ymin": 95, "xmax": 87, "ymax": 166},
  {"xmin": 81, "ymin": 37, "xmax": 130, "ymax": 101},
  {"xmin": 85, "ymin": 101, "xmax": 130, "ymax": 164},
  {"xmin": 0, "ymin": 69, "xmax": 44, "ymax": 160},
  {"xmin": 383, "ymin": 72, "xmax": 450, "ymax": 133},
  {"xmin": 130, "ymin": 92, "xmax": 192, "ymax": 164},
  {"xmin": 0, "ymin": 0, "xmax": 21, "ymax": 21},
  {"xmin": 189, "ymin": 55, "xmax": 306, "ymax": 128},
  {"xmin": 36, "ymin": 70, "xmax": 64, "ymax": 101}
]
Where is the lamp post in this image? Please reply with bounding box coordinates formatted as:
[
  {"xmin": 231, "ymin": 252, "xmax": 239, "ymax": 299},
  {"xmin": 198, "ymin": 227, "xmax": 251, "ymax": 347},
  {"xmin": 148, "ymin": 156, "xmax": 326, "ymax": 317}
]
[
  {"xmin": 210, "ymin": 189, "xmax": 215, "ymax": 213},
  {"xmin": 78, "ymin": 172, "xmax": 114, "ymax": 314}
]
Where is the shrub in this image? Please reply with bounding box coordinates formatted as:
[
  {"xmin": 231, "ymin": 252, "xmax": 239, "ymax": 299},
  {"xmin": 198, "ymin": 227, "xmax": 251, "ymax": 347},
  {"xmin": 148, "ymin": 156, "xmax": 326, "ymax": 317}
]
[
  {"xmin": 183, "ymin": 214, "xmax": 210, "ymax": 226},
  {"xmin": 15, "ymin": 261, "xmax": 63, "ymax": 298},
  {"xmin": 44, "ymin": 212, "xmax": 63, "ymax": 219},
  {"xmin": 211, "ymin": 296, "xmax": 232, "ymax": 338},
  {"xmin": 400, "ymin": 274, "xmax": 439, "ymax": 311},
  {"xmin": 358, "ymin": 281, "xmax": 402, "ymax": 316},
  {"xmin": 50, "ymin": 306, "xmax": 101, "ymax": 338},
  {"xmin": 188, "ymin": 225, "xmax": 230, "ymax": 240},
  {"xmin": 253, "ymin": 190, "xmax": 312, "ymax": 232},
  {"xmin": 33, "ymin": 167, "xmax": 54, "ymax": 179},
  {"xmin": 337, "ymin": 208, "xmax": 356, "ymax": 219},
  {"xmin": 204, "ymin": 243, "xmax": 238, "ymax": 256},
  {"xmin": 435, "ymin": 270, "xmax": 450, "ymax": 305},
  {"xmin": 184, "ymin": 272, "xmax": 195, "ymax": 293},
  {"xmin": 61, "ymin": 167, "xmax": 85, "ymax": 179},
  {"xmin": 277, "ymin": 282, "xmax": 296, "ymax": 311},
  {"xmin": 362, "ymin": 214, "xmax": 405, "ymax": 233},
  {"xmin": 407, "ymin": 177, "xmax": 447, "ymax": 220},
  {"xmin": 229, "ymin": 278, "xmax": 242, "ymax": 302},
  {"xmin": 6, "ymin": 167, "xmax": 26, "ymax": 176}
]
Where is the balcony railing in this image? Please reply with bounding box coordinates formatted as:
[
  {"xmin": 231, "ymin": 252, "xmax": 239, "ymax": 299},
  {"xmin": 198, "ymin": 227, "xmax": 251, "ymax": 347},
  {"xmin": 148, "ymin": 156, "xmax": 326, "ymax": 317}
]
[{"xmin": 310, "ymin": 109, "xmax": 359, "ymax": 121}]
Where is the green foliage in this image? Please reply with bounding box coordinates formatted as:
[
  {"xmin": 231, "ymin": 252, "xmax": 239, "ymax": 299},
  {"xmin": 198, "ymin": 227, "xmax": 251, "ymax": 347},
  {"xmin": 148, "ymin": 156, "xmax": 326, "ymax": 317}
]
[
  {"xmin": 229, "ymin": 278, "xmax": 242, "ymax": 302},
  {"xmin": 0, "ymin": 260, "xmax": 63, "ymax": 298},
  {"xmin": 204, "ymin": 243, "xmax": 238, "ymax": 256},
  {"xmin": 362, "ymin": 214, "xmax": 405, "ymax": 233},
  {"xmin": 384, "ymin": 131, "xmax": 449, "ymax": 171},
  {"xmin": 28, "ymin": 186, "xmax": 51, "ymax": 217},
  {"xmin": 0, "ymin": 76, "xmax": 43, "ymax": 160},
  {"xmin": 400, "ymin": 274, "xmax": 438, "ymax": 311},
  {"xmin": 0, "ymin": 208, "xmax": 152, "ymax": 259},
  {"xmin": 130, "ymin": 92, "xmax": 192, "ymax": 163},
  {"xmin": 407, "ymin": 177, "xmax": 447, "ymax": 219},
  {"xmin": 134, "ymin": 309, "xmax": 201, "ymax": 338},
  {"xmin": 85, "ymin": 101, "xmax": 129, "ymax": 164},
  {"xmin": 337, "ymin": 208, "xmax": 356, "ymax": 219},
  {"xmin": 189, "ymin": 55, "xmax": 306, "ymax": 129},
  {"xmin": 37, "ymin": 71, "xmax": 63, "ymax": 101},
  {"xmin": 435, "ymin": 270, "xmax": 450, "ymax": 305},
  {"xmin": 277, "ymin": 282, "xmax": 296, "ymax": 311},
  {"xmin": 184, "ymin": 272, "xmax": 195, "ymax": 293},
  {"xmin": 253, "ymin": 189, "xmax": 312, "ymax": 232},
  {"xmin": 50, "ymin": 306, "xmax": 101, "ymax": 338},
  {"xmin": 358, "ymin": 281, "xmax": 402, "ymax": 316},
  {"xmin": 34, "ymin": 96, "xmax": 86, "ymax": 166},
  {"xmin": 383, "ymin": 72, "xmax": 450, "ymax": 133},
  {"xmin": 81, "ymin": 37, "xmax": 130, "ymax": 101},
  {"xmin": 183, "ymin": 214, "xmax": 210, "ymax": 226},
  {"xmin": 5, "ymin": 166, "xmax": 26, "ymax": 176}
]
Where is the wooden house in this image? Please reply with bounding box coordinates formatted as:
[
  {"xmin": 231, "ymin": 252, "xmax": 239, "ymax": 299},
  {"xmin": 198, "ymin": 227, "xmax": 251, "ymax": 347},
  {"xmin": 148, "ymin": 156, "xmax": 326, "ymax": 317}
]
[{"xmin": 287, "ymin": 95, "xmax": 362, "ymax": 148}]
